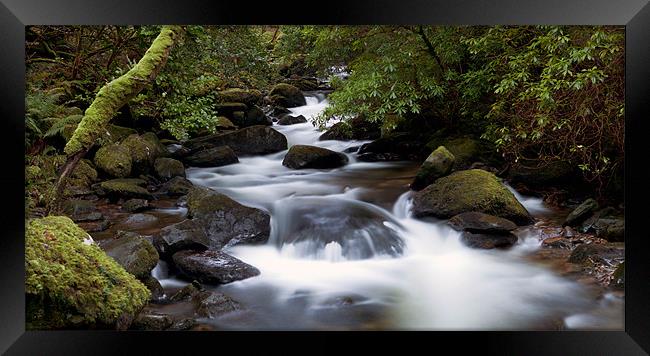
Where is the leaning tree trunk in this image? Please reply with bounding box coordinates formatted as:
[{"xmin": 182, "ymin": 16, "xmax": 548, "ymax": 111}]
[{"xmin": 51, "ymin": 25, "xmax": 183, "ymax": 213}]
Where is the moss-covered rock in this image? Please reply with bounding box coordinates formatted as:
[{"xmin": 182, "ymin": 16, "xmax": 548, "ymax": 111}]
[
  {"xmin": 26, "ymin": 216, "xmax": 150, "ymax": 329},
  {"xmin": 215, "ymin": 102, "xmax": 248, "ymax": 118},
  {"xmin": 66, "ymin": 159, "xmax": 99, "ymax": 196},
  {"xmin": 120, "ymin": 134, "xmax": 160, "ymax": 174},
  {"xmin": 508, "ymin": 160, "xmax": 577, "ymax": 188},
  {"xmin": 93, "ymin": 143, "xmax": 132, "ymax": 178},
  {"xmin": 282, "ymin": 144, "xmax": 348, "ymax": 169},
  {"xmin": 410, "ymin": 146, "xmax": 455, "ymax": 191},
  {"xmin": 141, "ymin": 132, "xmax": 169, "ymax": 159},
  {"xmin": 154, "ymin": 157, "xmax": 186, "ymax": 181},
  {"xmin": 158, "ymin": 176, "xmax": 194, "ymax": 196},
  {"xmin": 215, "ymin": 116, "xmax": 237, "ymax": 130},
  {"xmin": 412, "ymin": 169, "xmax": 533, "ymax": 225},
  {"xmin": 215, "ymin": 88, "xmax": 263, "ymax": 107},
  {"xmin": 98, "ymin": 178, "xmax": 152, "ymax": 200},
  {"xmin": 563, "ymin": 198, "xmax": 599, "ymax": 227},
  {"xmin": 101, "ymin": 232, "xmax": 159, "ymax": 279},
  {"xmin": 268, "ymin": 83, "xmax": 306, "ymax": 108},
  {"xmin": 358, "ymin": 132, "xmax": 429, "ymax": 161}
]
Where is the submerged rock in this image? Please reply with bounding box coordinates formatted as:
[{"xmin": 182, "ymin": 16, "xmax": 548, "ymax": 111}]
[
  {"xmin": 186, "ymin": 186, "xmax": 271, "ymax": 249},
  {"xmin": 26, "ymin": 216, "xmax": 149, "ymax": 329},
  {"xmin": 172, "ymin": 250, "xmax": 261, "ymax": 285},
  {"xmin": 101, "ymin": 232, "xmax": 159, "ymax": 279},
  {"xmin": 184, "ymin": 125, "xmax": 287, "ymax": 156},
  {"xmin": 412, "ymin": 169, "xmax": 533, "ymax": 225},
  {"xmin": 183, "ymin": 145, "xmax": 239, "ymax": 167},
  {"xmin": 282, "ymin": 144, "xmax": 348, "ymax": 169},
  {"xmin": 410, "ymin": 146, "xmax": 455, "ymax": 191}
]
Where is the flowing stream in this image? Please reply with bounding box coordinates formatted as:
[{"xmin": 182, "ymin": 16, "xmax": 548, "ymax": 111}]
[{"xmin": 156, "ymin": 94, "xmax": 623, "ymax": 330}]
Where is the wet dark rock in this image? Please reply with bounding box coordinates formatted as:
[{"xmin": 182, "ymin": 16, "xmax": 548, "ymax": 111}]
[
  {"xmin": 267, "ymin": 105, "xmax": 291, "ymax": 118},
  {"xmin": 343, "ymin": 146, "xmax": 360, "ymax": 153},
  {"xmin": 568, "ymin": 243, "xmax": 624, "ymax": 265},
  {"xmin": 122, "ymin": 198, "xmax": 150, "ymax": 213},
  {"xmin": 215, "ymin": 102, "xmax": 248, "ymax": 117},
  {"xmin": 282, "ymin": 144, "xmax": 348, "ymax": 169},
  {"xmin": 593, "ymin": 218, "xmax": 625, "ymax": 242},
  {"xmin": 153, "ymin": 219, "xmax": 210, "ymax": 259},
  {"xmin": 357, "ymin": 132, "xmax": 429, "ymax": 161},
  {"xmin": 183, "ymin": 146, "xmax": 239, "ymax": 168},
  {"xmin": 169, "ymin": 318, "xmax": 197, "ymax": 331},
  {"xmin": 186, "ymin": 186, "xmax": 271, "ymax": 249},
  {"xmin": 277, "ymin": 114, "xmax": 307, "ymax": 125},
  {"xmin": 460, "ymin": 231, "xmax": 518, "ymax": 249},
  {"xmin": 578, "ymin": 207, "xmax": 618, "ymax": 233},
  {"xmin": 508, "ymin": 160, "xmax": 577, "ymax": 188},
  {"xmin": 158, "ymin": 176, "xmax": 194, "ymax": 196},
  {"xmin": 357, "ymin": 152, "xmax": 403, "ymax": 162},
  {"xmin": 154, "ymin": 157, "xmax": 186, "ymax": 181},
  {"xmin": 234, "ymin": 106, "xmax": 272, "ymax": 127},
  {"xmin": 169, "ymin": 282, "xmax": 202, "ymax": 302},
  {"xmin": 410, "ymin": 146, "xmax": 455, "ymax": 191},
  {"xmin": 319, "ymin": 116, "xmax": 381, "ymax": 141},
  {"xmin": 610, "ymin": 261, "xmax": 625, "ymax": 289},
  {"xmin": 563, "ymin": 198, "xmax": 599, "ymax": 227},
  {"xmin": 184, "ymin": 125, "xmax": 287, "ymax": 156},
  {"xmin": 412, "ymin": 169, "xmax": 533, "ymax": 225},
  {"xmin": 172, "ymin": 250, "xmax": 261, "ymax": 285},
  {"xmin": 101, "ymin": 233, "xmax": 159, "ymax": 279},
  {"xmin": 448, "ymin": 212, "xmax": 517, "ymax": 234}
]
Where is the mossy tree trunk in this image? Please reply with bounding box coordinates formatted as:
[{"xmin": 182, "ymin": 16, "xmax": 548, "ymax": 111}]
[{"xmin": 51, "ymin": 25, "xmax": 183, "ymax": 213}]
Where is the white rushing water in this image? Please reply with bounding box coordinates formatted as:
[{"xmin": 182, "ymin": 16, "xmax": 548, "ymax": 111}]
[{"xmin": 184, "ymin": 94, "xmax": 621, "ymax": 330}]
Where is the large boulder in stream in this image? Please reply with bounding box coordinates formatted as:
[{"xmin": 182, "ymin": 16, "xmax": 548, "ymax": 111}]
[
  {"xmin": 152, "ymin": 219, "xmax": 210, "ymax": 259},
  {"xmin": 94, "ymin": 143, "xmax": 132, "ymax": 178},
  {"xmin": 184, "ymin": 125, "xmax": 287, "ymax": 156},
  {"xmin": 282, "ymin": 145, "xmax": 349, "ymax": 169},
  {"xmin": 101, "ymin": 232, "xmax": 159, "ymax": 279},
  {"xmin": 172, "ymin": 250, "xmax": 261, "ymax": 285},
  {"xmin": 357, "ymin": 132, "xmax": 429, "ymax": 162},
  {"xmin": 26, "ymin": 216, "xmax": 150, "ymax": 329},
  {"xmin": 277, "ymin": 114, "xmax": 307, "ymax": 125},
  {"xmin": 410, "ymin": 146, "xmax": 455, "ymax": 191},
  {"xmin": 183, "ymin": 146, "xmax": 239, "ymax": 168},
  {"xmin": 412, "ymin": 169, "xmax": 533, "ymax": 225},
  {"xmin": 268, "ymin": 83, "xmax": 306, "ymax": 108},
  {"xmin": 186, "ymin": 186, "xmax": 271, "ymax": 249},
  {"xmin": 319, "ymin": 116, "xmax": 381, "ymax": 141}
]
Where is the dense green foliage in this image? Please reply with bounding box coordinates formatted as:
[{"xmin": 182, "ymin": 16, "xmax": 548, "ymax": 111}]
[
  {"xmin": 25, "ymin": 25, "xmax": 624, "ymax": 198},
  {"xmin": 275, "ymin": 25, "xmax": 624, "ymax": 194}
]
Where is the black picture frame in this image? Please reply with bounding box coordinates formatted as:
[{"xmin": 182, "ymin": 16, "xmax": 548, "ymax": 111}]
[{"xmin": 2, "ymin": 0, "xmax": 649, "ymax": 354}]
